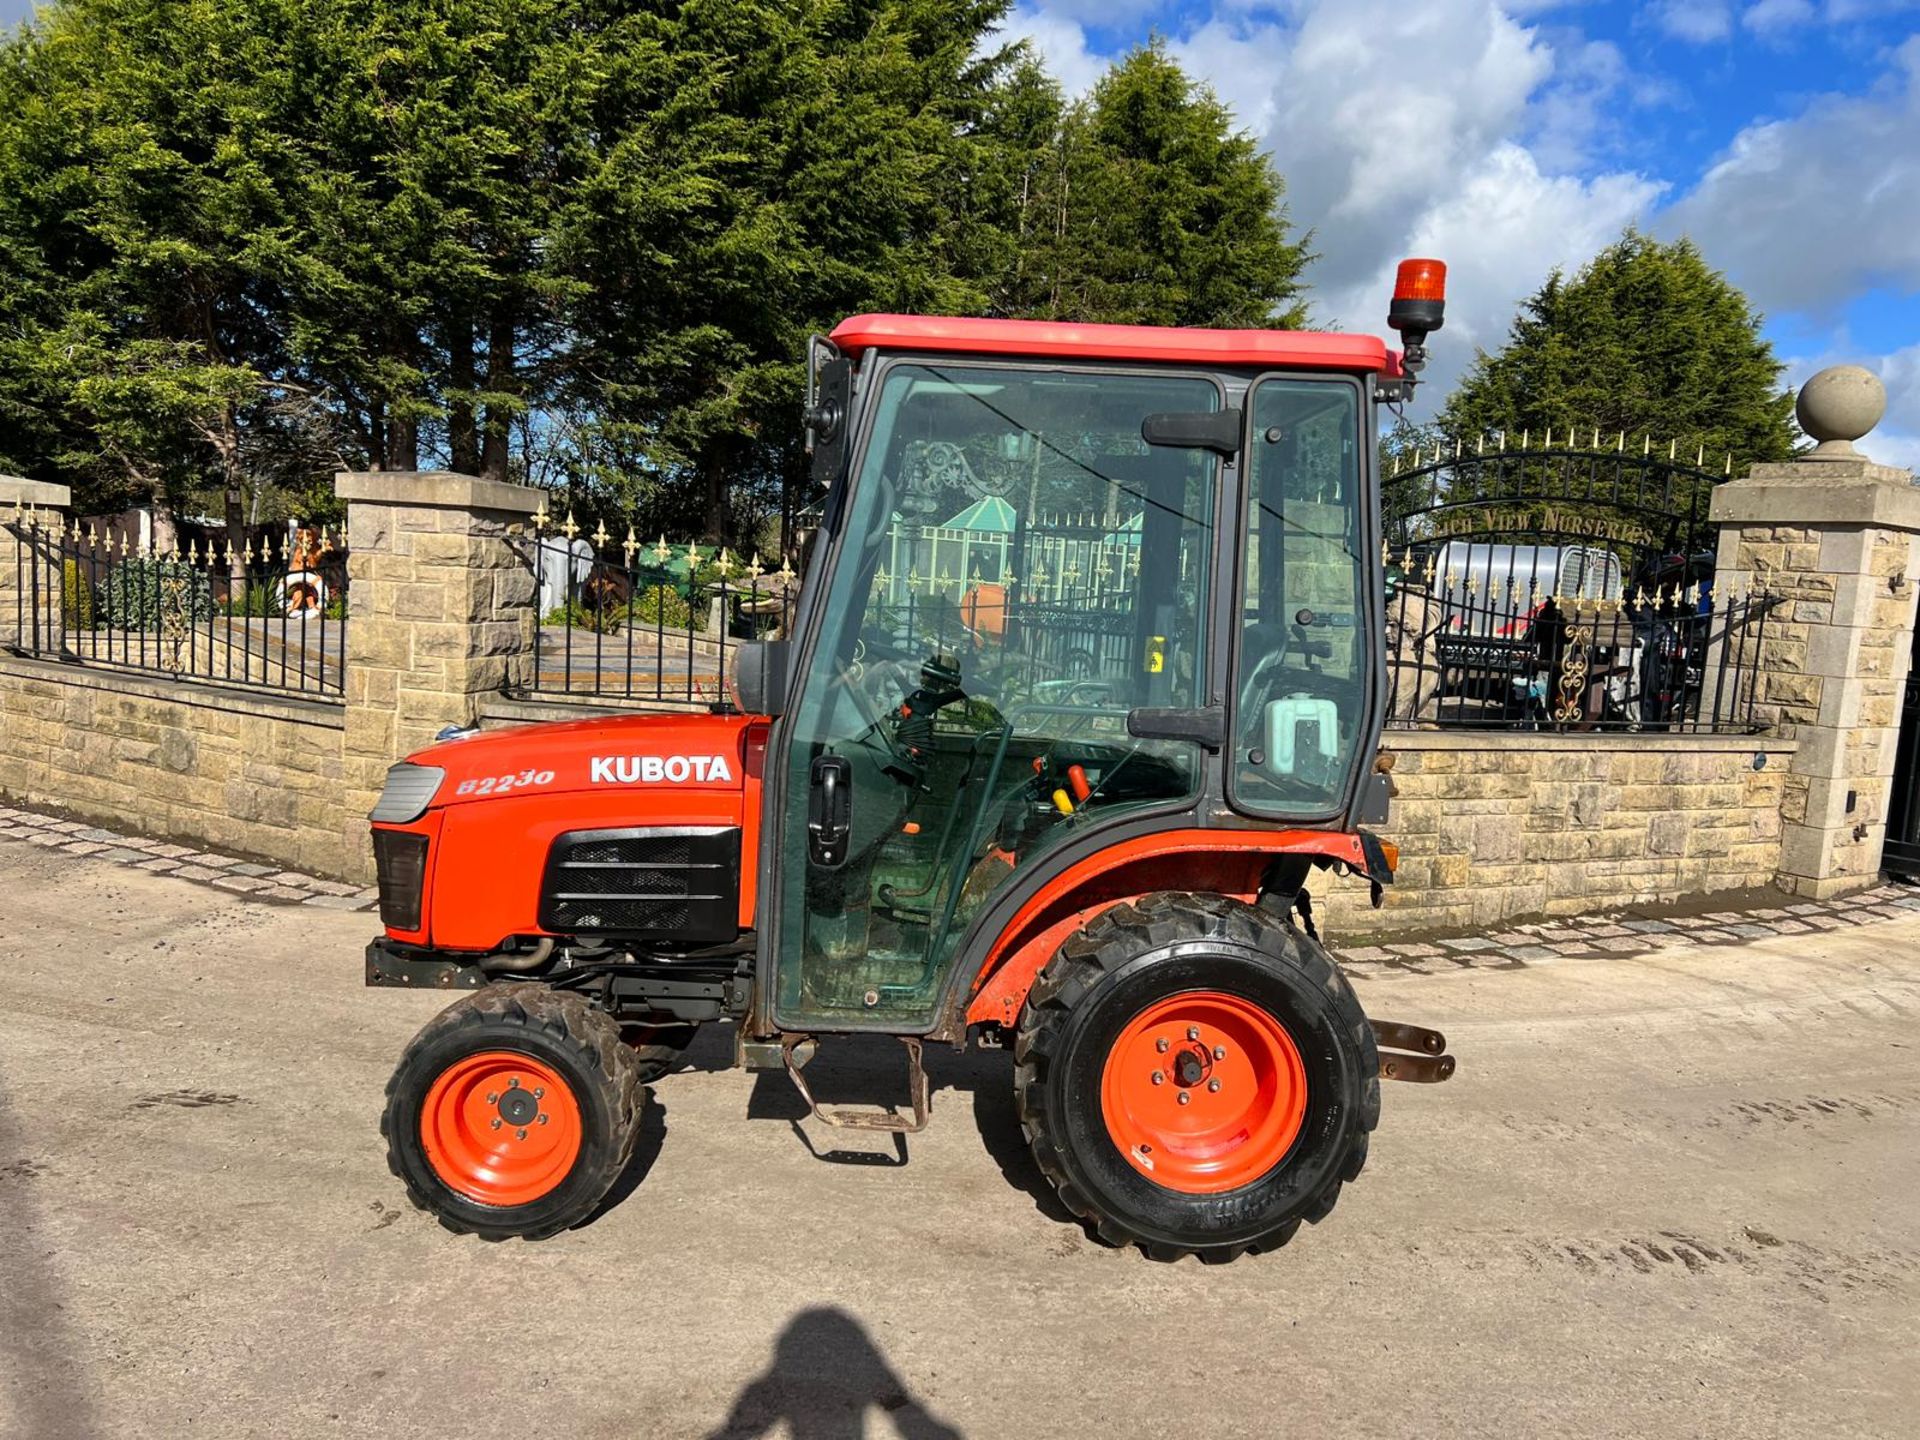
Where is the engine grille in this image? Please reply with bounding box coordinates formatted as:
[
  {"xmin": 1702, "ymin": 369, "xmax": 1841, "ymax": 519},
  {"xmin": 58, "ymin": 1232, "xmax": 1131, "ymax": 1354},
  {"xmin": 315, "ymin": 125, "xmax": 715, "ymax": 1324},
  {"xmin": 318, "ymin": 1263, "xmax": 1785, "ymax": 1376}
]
[{"xmin": 538, "ymin": 826, "xmax": 741, "ymax": 941}]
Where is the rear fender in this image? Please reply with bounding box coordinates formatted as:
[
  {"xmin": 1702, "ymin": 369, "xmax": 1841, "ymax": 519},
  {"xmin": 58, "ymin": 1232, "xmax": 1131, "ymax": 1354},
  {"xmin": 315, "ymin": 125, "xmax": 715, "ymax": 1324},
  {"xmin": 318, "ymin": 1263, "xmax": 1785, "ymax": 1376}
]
[{"xmin": 964, "ymin": 829, "xmax": 1380, "ymax": 1030}]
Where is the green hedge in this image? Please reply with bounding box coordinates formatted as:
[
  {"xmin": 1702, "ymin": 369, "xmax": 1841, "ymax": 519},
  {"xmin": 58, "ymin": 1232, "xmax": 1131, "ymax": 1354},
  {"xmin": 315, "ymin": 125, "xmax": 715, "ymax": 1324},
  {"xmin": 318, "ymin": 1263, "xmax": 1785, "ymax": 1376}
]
[{"xmin": 99, "ymin": 557, "xmax": 214, "ymax": 631}]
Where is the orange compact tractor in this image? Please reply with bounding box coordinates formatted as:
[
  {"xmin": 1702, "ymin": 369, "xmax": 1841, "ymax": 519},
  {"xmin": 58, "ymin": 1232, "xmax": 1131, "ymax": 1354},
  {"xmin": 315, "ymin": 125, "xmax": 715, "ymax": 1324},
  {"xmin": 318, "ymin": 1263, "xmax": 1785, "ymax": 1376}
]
[{"xmin": 365, "ymin": 263, "xmax": 1457, "ymax": 1260}]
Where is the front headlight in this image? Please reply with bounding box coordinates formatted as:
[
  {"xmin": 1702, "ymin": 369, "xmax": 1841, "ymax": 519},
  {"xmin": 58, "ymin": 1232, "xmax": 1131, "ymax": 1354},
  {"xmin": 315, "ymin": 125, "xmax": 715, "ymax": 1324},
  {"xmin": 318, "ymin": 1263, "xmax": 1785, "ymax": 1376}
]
[
  {"xmin": 370, "ymin": 763, "xmax": 445, "ymax": 823},
  {"xmin": 372, "ymin": 830, "xmax": 429, "ymax": 931}
]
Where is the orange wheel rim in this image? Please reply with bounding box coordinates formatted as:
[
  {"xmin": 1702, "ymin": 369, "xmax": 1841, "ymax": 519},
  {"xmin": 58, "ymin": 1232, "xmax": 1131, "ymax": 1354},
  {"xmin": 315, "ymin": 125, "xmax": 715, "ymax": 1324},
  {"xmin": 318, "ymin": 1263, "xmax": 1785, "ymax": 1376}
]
[
  {"xmin": 1100, "ymin": 991, "xmax": 1308, "ymax": 1195},
  {"xmin": 420, "ymin": 1051, "xmax": 583, "ymax": 1207}
]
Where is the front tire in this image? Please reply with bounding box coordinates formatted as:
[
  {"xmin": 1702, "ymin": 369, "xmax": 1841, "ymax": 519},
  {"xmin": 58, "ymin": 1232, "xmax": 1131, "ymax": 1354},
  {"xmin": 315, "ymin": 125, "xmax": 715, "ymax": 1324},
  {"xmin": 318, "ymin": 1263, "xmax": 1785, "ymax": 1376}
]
[
  {"xmin": 1015, "ymin": 893, "xmax": 1378, "ymax": 1261},
  {"xmin": 383, "ymin": 983, "xmax": 643, "ymax": 1241}
]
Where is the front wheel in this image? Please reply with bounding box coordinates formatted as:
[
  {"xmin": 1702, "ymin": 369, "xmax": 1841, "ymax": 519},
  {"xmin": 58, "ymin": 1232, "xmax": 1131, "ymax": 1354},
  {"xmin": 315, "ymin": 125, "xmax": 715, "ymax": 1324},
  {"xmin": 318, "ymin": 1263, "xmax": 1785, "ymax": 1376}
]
[
  {"xmin": 1015, "ymin": 893, "xmax": 1378, "ymax": 1261},
  {"xmin": 383, "ymin": 982, "xmax": 643, "ymax": 1241}
]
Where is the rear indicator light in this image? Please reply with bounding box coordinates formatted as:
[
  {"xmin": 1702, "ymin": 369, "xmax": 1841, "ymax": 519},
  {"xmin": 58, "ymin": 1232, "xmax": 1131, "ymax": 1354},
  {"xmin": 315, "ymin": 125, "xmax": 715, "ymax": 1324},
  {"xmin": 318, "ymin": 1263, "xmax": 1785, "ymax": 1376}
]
[{"xmin": 373, "ymin": 830, "xmax": 429, "ymax": 932}]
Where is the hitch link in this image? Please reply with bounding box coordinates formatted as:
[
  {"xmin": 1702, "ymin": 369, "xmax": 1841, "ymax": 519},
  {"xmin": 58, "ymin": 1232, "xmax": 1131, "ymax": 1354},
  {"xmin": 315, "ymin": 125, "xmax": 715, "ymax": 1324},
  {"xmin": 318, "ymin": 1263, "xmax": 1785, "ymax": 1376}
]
[
  {"xmin": 1371, "ymin": 1019, "xmax": 1456, "ymax": 1084},
  {"xmin": 782, "ymin": 1034, "xmax": 932, "ymax": 1133}
]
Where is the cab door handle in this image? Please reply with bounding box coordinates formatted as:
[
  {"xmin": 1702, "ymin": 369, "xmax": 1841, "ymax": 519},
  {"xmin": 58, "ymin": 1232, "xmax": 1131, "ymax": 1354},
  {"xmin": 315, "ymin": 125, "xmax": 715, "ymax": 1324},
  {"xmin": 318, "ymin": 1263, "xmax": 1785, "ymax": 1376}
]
[{"xmin": 808, "ymin": 755, "xmax": 852, "ymax": 868}]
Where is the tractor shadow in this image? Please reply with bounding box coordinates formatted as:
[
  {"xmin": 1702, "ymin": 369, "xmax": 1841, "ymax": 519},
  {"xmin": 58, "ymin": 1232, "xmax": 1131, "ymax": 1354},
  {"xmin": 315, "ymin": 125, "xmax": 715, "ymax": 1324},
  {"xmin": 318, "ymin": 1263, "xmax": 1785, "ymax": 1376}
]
[{"xmin": 703, "ymin": 1305, "xmax": 964, "ymax": 1440}]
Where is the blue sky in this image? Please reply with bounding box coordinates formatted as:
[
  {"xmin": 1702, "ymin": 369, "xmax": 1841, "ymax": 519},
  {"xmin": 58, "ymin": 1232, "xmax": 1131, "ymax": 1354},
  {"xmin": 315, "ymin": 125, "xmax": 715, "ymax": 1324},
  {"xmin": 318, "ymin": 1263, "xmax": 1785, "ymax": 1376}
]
[
  {"xmin": 1003, "ymin": 0, "xmax": 1920, "ymax": 465},
  {"xmin": 6, "ymin": 0, "xmax": 1918, "ymax": 465}
]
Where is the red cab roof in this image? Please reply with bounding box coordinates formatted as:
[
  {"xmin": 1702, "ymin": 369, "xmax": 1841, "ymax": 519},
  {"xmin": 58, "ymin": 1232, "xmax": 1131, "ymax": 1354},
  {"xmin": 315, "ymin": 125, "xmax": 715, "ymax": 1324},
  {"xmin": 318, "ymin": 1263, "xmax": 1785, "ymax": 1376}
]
[{"xmin": 828, "ymin": 314, "xmax": 1395, "ymax": 374}]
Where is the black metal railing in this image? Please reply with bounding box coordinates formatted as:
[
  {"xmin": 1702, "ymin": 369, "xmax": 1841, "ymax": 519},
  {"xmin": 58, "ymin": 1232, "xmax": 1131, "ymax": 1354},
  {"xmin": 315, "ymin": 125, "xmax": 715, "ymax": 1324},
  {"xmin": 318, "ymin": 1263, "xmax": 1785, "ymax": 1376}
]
[
  {"xmin": 5, "ymin": 504, "xmax": 347, "ymax": 697},
  {"xmin": 1375, "ymin": 439, "xmax": 1777, "ymax": 733},
  {"xmin": 1383, "ymin": 560, "xmax": 1777, "ymax": 732},
  {"xmin": 529, "ymin": 514, "xmax": 798, "ymax": 704}
]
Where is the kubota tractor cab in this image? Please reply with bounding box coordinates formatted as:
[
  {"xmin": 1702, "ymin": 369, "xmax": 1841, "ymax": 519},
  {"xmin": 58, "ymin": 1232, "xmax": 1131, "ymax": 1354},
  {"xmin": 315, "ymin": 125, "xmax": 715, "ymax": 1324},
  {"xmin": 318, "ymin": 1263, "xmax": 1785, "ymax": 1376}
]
[{"xmin": 366, "ymin": 263, "xmax": 1457, "ymax": 1261}]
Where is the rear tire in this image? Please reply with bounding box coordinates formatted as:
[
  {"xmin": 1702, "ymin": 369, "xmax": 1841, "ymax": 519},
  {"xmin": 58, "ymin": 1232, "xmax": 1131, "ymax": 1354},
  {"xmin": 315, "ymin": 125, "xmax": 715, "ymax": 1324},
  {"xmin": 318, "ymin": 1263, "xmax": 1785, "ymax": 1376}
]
[
  {"xmin": 383, "ymin": 982, "xmax": 643, "ymax": 1241},
  {"xmin": 1015, "ymin": 892, "xmax": 1378, "ymax": 1262}
]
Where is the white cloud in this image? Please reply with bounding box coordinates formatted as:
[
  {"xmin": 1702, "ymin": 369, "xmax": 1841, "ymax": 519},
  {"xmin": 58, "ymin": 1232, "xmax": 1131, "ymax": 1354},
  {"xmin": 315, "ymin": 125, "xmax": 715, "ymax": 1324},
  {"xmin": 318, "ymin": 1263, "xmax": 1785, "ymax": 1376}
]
[
  {"xmin": 1167, "ymin": 16, "xmax": 1290, "ymax": 135},
  {"xmin": 1662, "ymin": 36, "xmax": 1920, "ymax": 315},
  {"xmin": 1742, "ymin": 0, "xmax": 1817, "ymax": 36},
  {"xmin": 1648, "ymin": 0, "xmax": 1736, "ymax": 41},
  {"xmin": 991, "ymin": 0, "xmax": 1918, "ymax": 430},
  {"xmin": 1241, "ymin": 0, "xmax": 1661, "ymax": 407},
  {"xmin": 1859, "ymin": 345, "xmax": 1920, "ymax": 474},
  {"xmin": 997, "ymin": 3, "xmax": 1108, "ymax": 97},
  {"xmin": 1325, "ymin": 146, "xmax": 1661, "ymax": 401}
]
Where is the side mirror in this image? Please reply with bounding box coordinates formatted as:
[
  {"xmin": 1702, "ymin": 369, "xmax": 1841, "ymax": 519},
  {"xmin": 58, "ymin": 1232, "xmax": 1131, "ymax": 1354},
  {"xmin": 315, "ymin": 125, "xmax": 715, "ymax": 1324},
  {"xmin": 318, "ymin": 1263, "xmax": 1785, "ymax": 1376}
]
[
  {"xmin": 729, "ymin": 640, "xmax": 791, "ymax": 718},
  {"xmin": 805, "ymin": 335, "xmax": 852, "ymax": 490}
]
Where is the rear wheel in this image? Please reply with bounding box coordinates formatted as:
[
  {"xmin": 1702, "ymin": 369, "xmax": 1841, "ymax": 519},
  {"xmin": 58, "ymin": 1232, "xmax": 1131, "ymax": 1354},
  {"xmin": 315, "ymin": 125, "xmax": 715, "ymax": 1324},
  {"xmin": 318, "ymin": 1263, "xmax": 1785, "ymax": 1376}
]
[
  {"xmin": 1015, "ymin": 892, "xmax": 1378, "ymax": 1261},
  {"xmin": 383, "ymin": 982, "xmax": 642, "ymax": 1240}
]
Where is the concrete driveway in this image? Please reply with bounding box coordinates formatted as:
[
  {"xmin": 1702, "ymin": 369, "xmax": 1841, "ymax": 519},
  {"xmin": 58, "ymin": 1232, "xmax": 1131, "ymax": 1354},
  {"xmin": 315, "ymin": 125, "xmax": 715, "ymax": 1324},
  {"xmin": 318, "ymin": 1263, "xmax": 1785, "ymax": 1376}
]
[{"xmin": 2, "ymin": 838, "xmax": 1916, "ymax": 1439}]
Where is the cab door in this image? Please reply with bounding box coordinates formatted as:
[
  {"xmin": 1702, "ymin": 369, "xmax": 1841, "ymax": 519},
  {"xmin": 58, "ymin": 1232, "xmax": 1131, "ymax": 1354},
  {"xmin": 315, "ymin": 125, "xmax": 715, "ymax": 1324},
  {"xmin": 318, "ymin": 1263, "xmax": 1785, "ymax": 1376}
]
[
  {"xmin": 767, "ymin": 359, "xmax": 1227, "ymax": 1032},
  {"xmin": 1227, "ymin": 376, "xmax": 1376, "ymax": 823}
]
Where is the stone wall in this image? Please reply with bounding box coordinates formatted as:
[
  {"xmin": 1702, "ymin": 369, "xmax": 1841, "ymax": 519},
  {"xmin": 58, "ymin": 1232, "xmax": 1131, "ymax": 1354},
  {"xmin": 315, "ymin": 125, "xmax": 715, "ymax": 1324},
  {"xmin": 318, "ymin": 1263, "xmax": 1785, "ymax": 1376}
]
[
  {"xmin": 1317, "ymin": 729, "xmax": 1798, "ymax": 936},
  {"xmin": 0, "ymin": 465, "xmax": 1862, "ymax": 926},
  {"xmin": 0, "ymin": 470, "xmax": 545, "ymax": 885},
  {"xmin": 0, "ymin": 655, "xmax": 353, "ymax": 875},
  {"xmin": 1709, "ymin": 457, "xmax": 1920, "ymax": 896}
]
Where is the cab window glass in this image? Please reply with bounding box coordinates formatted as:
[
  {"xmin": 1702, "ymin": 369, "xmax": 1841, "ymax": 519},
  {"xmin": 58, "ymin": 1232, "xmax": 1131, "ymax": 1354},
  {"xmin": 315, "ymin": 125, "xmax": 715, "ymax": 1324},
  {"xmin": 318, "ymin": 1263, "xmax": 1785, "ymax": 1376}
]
[{"xmin": 1232, "ymin": 380, "xmax": 1367, "ymax": 818}]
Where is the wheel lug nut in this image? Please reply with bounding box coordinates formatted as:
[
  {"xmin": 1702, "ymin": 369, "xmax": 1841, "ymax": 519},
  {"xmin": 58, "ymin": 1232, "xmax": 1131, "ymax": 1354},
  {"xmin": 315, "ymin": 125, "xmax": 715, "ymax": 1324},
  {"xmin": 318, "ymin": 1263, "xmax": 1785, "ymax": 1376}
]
[
  {"xmin": 1177, "ymin": 1092, "xmax": 1191, "ymax": 1106},
  {"xmin": 537, "ymin": 1114, "xmax": 548, "ymax": 1125},
  {"xmin": 516, "ymin": 1127, "xmax": 528, "ymax": 1140},
  {"xmin": 1213, "ymin": 1046, "xmax": 1226, "ymax": 1061},
  {"xmin": 508, "ymin": 1078, "xmax": 520, "ymax": 1089},
  {"xmin": 1155, "ymin": 1038, "xmax": 1169, "ymax": 1053},
  {"xmin": 490, "ymin": 1118, "xmax": 502, "ymax": 1130},
  {"xmin": 1208, "ymin": 1079, "xmax": 1221, "ymax": 1093},
  {"xmin": 1151, "ymin": 1071, "xmax": 1165, "ymax": 1085},
  {"xmin": 534, "ymin": 1088, "xmax": 545, "ymax": 1099},
  {"xmin": 486, "ymin": 1091, "xmax": 499, "ymax": 1104},
  {"xmin": 1187, "ymin": 1026, "xmax": 1200, "ymax": 1042}
]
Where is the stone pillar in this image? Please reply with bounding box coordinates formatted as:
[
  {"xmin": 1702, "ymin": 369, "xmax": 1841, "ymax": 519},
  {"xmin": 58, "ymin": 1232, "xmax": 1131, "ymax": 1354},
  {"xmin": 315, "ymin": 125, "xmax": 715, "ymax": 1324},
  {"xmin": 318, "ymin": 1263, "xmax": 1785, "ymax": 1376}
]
[
  {"xmin": 334, "ymin": 470, "xmax": 544, "ymax": 879},
  {"xmin": 1708, "ymin": 366, "xmax": 1919, "ymax": 897},
  {"xmin": 0, "ymin": 477, "xmax": 72, "ymax": 654}
]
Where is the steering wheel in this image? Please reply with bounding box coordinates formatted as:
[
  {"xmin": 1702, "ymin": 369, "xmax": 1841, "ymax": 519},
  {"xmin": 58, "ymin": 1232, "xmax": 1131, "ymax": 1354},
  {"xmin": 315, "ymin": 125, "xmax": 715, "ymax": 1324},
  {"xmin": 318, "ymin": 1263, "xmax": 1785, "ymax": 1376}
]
[{"xmin": 828, "ymin": 653, "xmax": 914, "ymax": 774}]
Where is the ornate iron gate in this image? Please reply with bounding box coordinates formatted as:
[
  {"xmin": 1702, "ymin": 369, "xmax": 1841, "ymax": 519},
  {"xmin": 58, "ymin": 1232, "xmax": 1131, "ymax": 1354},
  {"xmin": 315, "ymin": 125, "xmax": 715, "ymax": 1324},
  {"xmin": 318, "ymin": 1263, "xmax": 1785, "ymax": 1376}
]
[{"xmin": 1381, "ymin": 437, "xmax": 1770, "ymax": 732}]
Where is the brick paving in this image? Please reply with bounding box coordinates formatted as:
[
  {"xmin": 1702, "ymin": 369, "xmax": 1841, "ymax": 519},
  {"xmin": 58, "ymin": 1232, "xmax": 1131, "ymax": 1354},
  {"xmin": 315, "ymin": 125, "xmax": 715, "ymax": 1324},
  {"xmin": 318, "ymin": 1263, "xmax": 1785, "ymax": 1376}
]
[
  {"xmin": 1336, "ymin": 880, "xmax": 1920, "ymax": 975},
  {"xmin": 0, "ymin": 804, "xmax": 377, "ymax": 911}
]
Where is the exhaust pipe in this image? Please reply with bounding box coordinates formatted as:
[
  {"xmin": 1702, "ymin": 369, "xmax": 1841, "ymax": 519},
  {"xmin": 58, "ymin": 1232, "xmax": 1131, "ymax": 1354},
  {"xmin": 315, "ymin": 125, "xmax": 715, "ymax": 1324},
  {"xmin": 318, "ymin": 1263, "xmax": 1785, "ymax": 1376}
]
[{"xmin": 478, "ymin": 937, "xmax": 554, "ymax": 975}]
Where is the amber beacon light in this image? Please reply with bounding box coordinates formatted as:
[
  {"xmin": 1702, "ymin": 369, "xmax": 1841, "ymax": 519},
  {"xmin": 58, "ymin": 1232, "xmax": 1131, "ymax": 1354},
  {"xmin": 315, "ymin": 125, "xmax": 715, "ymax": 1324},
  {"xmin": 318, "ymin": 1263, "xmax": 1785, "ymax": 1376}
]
[{"xmin": 1386, "ymin": 257, "xmax": 1446, "ymax": 385}]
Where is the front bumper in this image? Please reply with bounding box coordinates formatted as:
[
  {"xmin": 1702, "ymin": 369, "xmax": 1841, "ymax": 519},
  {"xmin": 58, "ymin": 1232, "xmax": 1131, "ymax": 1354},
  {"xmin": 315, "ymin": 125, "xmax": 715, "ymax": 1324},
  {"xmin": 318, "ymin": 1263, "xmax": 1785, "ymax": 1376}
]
[{"xmin": 365, "ymin": 937, "xmax": 487, "ymax": 991}]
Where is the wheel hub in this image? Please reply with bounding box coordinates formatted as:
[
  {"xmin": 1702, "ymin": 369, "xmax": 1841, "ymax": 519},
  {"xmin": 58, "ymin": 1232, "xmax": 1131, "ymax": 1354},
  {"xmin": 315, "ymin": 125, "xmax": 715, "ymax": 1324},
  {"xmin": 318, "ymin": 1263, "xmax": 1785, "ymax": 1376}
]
[
  {"xmin": 497, "ymin": 1087, "xmax": 538, "ymax": 1126},
  {"xmin": 420, "ymin": 1051, "xmax": 582, "ymax": 1207},
  {"xmin": 1172, "ymin": 1045, "xmax": 1211, "ymax": 1088},
  {"xmin": 1099, "ymin": 991, "xmax": 1309, "ymax": 1195}
]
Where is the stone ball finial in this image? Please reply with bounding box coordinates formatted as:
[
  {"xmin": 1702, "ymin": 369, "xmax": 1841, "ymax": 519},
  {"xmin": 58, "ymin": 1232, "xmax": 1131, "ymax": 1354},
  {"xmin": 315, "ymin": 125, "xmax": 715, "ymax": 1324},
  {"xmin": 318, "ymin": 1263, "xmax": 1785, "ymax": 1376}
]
[{"xmin": 1796, "ymin": 364, "xmax": 1885, "ymax": 461}]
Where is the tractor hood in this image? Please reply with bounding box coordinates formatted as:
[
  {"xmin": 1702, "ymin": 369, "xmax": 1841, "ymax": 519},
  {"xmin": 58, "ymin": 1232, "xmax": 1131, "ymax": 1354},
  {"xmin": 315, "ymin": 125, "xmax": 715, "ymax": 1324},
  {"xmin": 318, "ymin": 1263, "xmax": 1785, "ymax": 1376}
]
[
  {"xmin": 370, "ymin": 711, "xmax": 769, "ymax": 952},
  {"xmin": 409, "ymin": 712, "xmax": 761, "ymax": 809}
]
